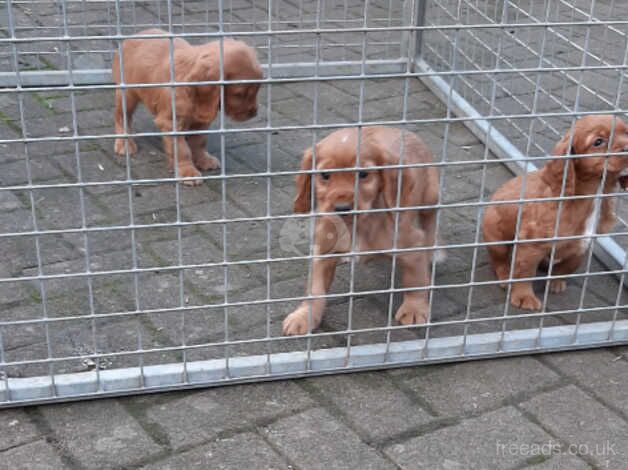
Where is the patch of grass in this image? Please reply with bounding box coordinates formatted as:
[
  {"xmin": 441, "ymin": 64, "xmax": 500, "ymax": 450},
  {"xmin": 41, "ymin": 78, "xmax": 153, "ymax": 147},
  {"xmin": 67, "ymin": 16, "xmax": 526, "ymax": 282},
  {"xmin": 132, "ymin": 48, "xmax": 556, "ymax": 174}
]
[
  {"xmin": 31, "ymin": 93, "xmax": 57, "ymax": 115},
  {"xmin": 0, "ymin": 109, "xmax": 21, "ymax": 133}
]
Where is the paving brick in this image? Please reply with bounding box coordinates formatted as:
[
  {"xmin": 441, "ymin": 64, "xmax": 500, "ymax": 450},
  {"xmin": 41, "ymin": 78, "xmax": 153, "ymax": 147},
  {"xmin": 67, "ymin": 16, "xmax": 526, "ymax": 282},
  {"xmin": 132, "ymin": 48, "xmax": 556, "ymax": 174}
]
[
  {"xmin": 306, "ymin": 372, "xmax": 433, "ymax": 442},
  {"xmin": 525, "ymin": 454, "xmax": 592, "ymax": 469},
  {"xmin": 521, "ymin": 385, "xmax": 628, "ymax": 469},
  {"xmin": 0, "ymin": 440, "xmax": 67, "ymax": 470},
  {"xmin": 0, "ymin": 267, "xmax": 37, "ymax": 307},
  {"xmin": 402, "ymin": 357, "xmax": 561, "ymax": 416},
  {"xmin": 385, "ymin": 406, "xmax": 551, "ymax": 470},
  {"xmin": 540, "ymin": 349, "xmax": 628, "ymax": 413},
  {"xmin": 0, "ymin": 154, "xmax": 66, "ymax": 186},
  {"xmin": 264, "ymin": 408, "xmax": 395, "ymax": 470},
  {"xmin": 40, "ymin": 399, "xmax": 162, "ymax": 469},
  {"xmin": 0, "ymin": 409, "xmax": 40, "ymax": 451},
  {"xmin": 145, "ymin": 381, "xmax": 315, "ymax": 450},
  {"xmin": 141, "ymin": 432, "xmax": 288, "ymax": 470},
  {"xmin": 0, "ymin": 191, "xmax": 23, "ymax": 211}
]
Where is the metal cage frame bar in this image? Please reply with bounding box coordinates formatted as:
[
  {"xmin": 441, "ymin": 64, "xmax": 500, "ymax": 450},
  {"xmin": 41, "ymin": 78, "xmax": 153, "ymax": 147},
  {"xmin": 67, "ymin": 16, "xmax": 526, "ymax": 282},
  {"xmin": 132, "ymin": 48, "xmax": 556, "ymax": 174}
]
[{"xmin": 1, "ymin": 0, "xmax": 627, "ymax": 407}]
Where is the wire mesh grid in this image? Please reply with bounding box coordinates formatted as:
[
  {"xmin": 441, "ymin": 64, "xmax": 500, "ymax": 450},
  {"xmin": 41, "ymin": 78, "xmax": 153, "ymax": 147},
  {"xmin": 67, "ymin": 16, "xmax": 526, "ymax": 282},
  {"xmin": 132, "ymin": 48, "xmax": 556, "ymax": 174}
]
[{"xmin": 0, "ymin": 0, "xmax": 627, "ymax": 407}]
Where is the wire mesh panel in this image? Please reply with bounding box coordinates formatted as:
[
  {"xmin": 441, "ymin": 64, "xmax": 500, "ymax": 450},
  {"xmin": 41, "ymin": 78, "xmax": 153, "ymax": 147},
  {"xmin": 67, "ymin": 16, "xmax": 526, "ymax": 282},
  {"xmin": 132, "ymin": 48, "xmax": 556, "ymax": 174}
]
[{"xmin": 0, "ymin": 0, "xmax": 627, "ymax": 407}]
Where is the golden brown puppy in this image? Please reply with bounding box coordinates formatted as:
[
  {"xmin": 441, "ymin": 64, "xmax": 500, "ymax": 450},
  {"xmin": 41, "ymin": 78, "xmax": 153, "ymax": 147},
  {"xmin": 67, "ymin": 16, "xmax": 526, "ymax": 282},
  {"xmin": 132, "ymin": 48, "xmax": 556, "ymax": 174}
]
[
  {"xmin": 483, "ymin": 115, "xmax": 628, "ymax": 310},
  {"xmin": 282, "ymin": 126, "xmax": 440, "ymax": 335},
  {"xmin": 112, "ymin": 28, "xmax": 262, "ymax": 185}
]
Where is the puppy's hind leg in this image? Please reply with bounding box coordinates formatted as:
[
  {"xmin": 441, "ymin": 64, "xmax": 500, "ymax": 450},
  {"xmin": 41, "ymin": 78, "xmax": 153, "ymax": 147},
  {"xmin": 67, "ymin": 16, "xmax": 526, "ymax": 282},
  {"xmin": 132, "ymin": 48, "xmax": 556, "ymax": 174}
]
[
  {"xmin": 547, "ymin": 254, "xmax": 583, "ymax": 294},
  {"xmin": 114, "ymin": 90, "xmax": 139, "ymax": 156},
  {"xmin": 486, "ymin": 243, "xmax": 511, "ymax": 288},
  {"xmin": 188, "ymin": 133, "xmax": 220, "ymax": 171}
]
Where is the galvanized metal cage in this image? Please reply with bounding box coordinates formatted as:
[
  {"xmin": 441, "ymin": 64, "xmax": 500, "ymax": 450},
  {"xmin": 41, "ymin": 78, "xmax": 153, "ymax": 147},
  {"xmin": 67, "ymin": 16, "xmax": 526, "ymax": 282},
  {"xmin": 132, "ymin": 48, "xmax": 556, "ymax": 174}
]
[{"xmin": 1, "ymin": 0, "xmax": 627, "ymax": 407}]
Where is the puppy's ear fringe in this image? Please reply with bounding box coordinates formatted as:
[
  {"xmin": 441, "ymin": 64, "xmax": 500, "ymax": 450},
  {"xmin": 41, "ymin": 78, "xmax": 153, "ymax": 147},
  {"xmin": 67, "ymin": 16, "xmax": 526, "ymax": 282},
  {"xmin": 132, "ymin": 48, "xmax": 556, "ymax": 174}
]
[
  {"xmin": 545, "ymin": 130, "xmax": 577, "ymax": 196},
  {"xmin": 552, "ymin": 129, "xmax": 576, "ymax": 158},
  {"xmin": 294, "ymin": 147, "xmax": 314, "ymax": 213},
  {"xmin": 370, "ymin": 141, "xmax": 415, "ymax": 209}
]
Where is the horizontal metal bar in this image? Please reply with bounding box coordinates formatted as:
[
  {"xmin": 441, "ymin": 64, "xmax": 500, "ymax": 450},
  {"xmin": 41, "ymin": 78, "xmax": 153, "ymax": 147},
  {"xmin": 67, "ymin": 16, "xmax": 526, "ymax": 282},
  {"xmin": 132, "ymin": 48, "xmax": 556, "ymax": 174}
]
[
  {"xmin": 1, "ymin": 319, "xmax": 626, "ymax": 407},
  {"xmin": 1, "ymin": 62, "xmax": 627, "ymax": 91},
  {"xmin": 1, "ymin": 20, "xmax": 627, "ymax": 45},
  {"xmin": 3, "ymin": 148, "xmax": 628, "ymax": 193},
  {"xmin": 0, "ymin": 60, "xmax": 407, "ymax": 87}
]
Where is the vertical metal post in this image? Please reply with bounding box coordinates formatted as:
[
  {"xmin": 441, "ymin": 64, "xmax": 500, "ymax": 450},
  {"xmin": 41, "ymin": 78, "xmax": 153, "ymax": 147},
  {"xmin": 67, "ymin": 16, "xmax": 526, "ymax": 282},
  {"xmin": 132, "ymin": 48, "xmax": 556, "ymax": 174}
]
[{"xmin": 403, "ymin": 0, "xmax": 426, "ymax": 69}]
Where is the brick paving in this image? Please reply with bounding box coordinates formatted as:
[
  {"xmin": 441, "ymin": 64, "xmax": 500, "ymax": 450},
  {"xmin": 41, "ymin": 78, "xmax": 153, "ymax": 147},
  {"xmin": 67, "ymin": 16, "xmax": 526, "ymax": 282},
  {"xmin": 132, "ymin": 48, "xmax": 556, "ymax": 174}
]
[{"xmin": 1, "ymin": 0, "xmax": 627, "ymax": 469}]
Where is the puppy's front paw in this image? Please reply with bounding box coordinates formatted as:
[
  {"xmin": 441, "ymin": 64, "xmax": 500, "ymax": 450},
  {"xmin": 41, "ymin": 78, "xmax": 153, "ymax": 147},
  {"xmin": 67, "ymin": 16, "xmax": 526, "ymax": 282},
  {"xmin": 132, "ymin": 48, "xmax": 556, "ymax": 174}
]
[
  {"xmin": 282, "ymin": 307, "xmax": 317, "ymax": 336},
  {"xmin": 114, "ymin": 138, "xmax": 137, "ymax": 156},
  {"xmin": 395, "ymin": 300, "xmax": 429, "ymax": 326},
  {"xmin": 549, "ymin": 279, "xmax": 567, "ymax": 294},
  {"xmin": 194, "ymin": 151, "xmax": 220, "ymax": 171},
  {"xmin": 177, "ymin": 164, "xmax": 203, "ymax": 187},
  {"xmin": 494, "ymin": 265, "xmax": 510, "ymax": 289},
  {"xmin": 511, "ymin": 290, "xmax": 542, "ymax": 310}
]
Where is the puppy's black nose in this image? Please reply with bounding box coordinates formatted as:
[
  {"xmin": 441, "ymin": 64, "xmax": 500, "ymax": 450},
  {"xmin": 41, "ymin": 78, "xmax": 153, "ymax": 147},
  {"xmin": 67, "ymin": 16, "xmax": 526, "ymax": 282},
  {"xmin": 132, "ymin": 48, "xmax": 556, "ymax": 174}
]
[{"xmin": 334, "ymin": 203, "xmax": 353, "ymax": 213}]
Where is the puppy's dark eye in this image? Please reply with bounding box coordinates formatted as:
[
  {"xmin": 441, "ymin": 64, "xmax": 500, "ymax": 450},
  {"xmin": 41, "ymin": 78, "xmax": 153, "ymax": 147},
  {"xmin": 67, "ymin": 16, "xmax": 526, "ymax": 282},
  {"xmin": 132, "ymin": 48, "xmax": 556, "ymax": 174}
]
[
  {"xmin": 593, "ymin": 138, "xmax": 605, "ymax": 147},
  {"xmin": 320, "ymin": 172, "xmax": 330, "ymax": 180},
  {"xmin": 358, "ymin": 171, "xmax": 369, "ymax": 179}
]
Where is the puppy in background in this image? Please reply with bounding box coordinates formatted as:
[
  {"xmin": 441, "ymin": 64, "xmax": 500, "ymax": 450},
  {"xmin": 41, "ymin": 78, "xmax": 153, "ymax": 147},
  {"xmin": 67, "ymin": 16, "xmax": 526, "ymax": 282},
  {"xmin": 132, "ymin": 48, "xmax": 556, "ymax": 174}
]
[
  {"xmin": 112, "ymin": 29, "xmax": 262, "ymax": 185},
  {"xmin": 282, "ymin": 127, "xmax": 440, "ymax": 336},
  {"xmin": 483, "ymin": 115, "xmax": 628, "ymax": 310}
]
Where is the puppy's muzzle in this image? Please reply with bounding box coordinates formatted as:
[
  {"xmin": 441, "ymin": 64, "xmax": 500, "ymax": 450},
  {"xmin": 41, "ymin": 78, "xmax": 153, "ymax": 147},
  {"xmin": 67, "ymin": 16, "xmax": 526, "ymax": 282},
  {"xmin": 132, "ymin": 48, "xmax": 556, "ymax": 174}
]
[{"xmin": 334, "ymin": 203, "xmax": 353, "ymax": 213}]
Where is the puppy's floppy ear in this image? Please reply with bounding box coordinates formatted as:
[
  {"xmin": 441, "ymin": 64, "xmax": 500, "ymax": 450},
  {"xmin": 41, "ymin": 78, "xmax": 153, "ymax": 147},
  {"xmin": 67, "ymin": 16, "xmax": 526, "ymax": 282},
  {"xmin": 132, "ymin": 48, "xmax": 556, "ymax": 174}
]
[
  {"xmin": 551, "ymin": 129, "xmax": 576, "ymax": 158},
  {"xmin": 294, "ymin": 147, "xmax": 314, "ymax": 213},
  {"xmin": 543, "ymin": 130, "xmax": 576, "ymax": 196},
  {"xmin": 182, "ymin": 50, "xmax": 221, "ymax": 116},
  {"xmin": 371, "ymin": 141, "xmax": 416, "ymax": 209}
]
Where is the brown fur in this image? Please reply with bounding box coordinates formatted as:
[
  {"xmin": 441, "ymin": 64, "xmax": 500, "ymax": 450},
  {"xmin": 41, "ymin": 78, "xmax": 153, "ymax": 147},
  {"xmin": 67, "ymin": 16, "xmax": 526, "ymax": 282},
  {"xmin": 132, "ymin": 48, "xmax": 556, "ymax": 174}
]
[
  {"xmin": 112, "ymin": 29, "xmax": 262, "ymax": 185},
  {"xmin": 283, "ymin": 126, "xmax": 440, "ymax": 335},
  {"xmin": 482, "ymin": 115, "xmax": 628, "ymax": 310}
]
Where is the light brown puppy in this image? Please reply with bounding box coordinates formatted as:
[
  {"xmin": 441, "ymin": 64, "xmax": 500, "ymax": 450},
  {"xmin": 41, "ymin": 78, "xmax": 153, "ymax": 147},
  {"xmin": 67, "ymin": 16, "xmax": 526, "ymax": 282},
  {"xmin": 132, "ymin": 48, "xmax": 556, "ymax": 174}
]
[
  {"xmin": 483, "ymin": 115, "xmax": 628, "ymax": 310},
  {"xmin": 282, "ymin": 126, "xmax": 440, "ymax": 336},
  {"xmin": 112, "ymin": 29, "xmax": 262, "ymax": 185}
]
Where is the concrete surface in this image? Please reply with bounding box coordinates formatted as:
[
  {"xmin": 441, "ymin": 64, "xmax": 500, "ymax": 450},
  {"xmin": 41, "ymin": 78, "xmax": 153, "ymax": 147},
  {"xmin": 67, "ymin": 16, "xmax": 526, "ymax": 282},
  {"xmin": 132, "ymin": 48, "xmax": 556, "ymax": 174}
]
[{"xmin": 1, "ymin": 0, "xmax": 627, "ymax": 469}]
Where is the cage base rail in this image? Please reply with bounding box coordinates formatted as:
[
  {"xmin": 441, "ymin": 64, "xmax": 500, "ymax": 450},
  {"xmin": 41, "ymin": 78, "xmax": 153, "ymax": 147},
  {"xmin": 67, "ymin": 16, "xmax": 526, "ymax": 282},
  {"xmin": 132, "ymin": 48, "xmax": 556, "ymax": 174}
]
[
  {"xmin": 0, "ymin": 59, "xmax": 407, "ymax": 87},
  {"xmin": 2, "ymin": 319, "xmax": 626, "ymax": 407}
]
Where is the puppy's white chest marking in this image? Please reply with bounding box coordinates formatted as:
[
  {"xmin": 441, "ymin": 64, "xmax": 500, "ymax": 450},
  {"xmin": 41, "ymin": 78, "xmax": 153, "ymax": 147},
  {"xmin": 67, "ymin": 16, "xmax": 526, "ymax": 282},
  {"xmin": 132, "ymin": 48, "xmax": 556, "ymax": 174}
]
[{"xmin": 579, "ymin": 211, "xmax": 597, "ymax": 253}]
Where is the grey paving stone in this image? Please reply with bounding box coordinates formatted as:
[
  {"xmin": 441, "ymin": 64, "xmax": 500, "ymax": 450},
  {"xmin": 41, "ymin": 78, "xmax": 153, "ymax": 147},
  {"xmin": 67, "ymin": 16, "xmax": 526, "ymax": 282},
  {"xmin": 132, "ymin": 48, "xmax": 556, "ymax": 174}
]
[
  {"xmin": 141, "ymin": 432, "xmax": 289, "ymax": 470},
  {"xmin": 384, "ymin": 406, "xmax": 551, "ymax": 470},
  {"xmin": 264, "ymin": 407, "xmax": 395, "ymax": 470},
  {"xmin": 540, "ymin": 349, "xmax": 628, "ymax": 413},
  {"xmin": 0, "ymin": 207, "xmax": 32, "ymax": 234},
  {"xmin": 402, "ymin": 357, "xmax": 561, "ymax": 416},
  {"xmin": 51, "ymin": 150, "xmax": 129, "ymax": 195},
  {"xmin": 0, "ymin": 439, "xmax": 67, "ymax": 470},
  {"xmin": 145, "ymin": 381, "xmax": 315, "ymax": 450},
  {"xmin": 521, "ymin": 385, "xmax": 628, "ymax": 469},
  {"xmin": 0, "ymin": 409, "xmax": 40, "ymax": 451},
  {"xmin": 525, "ymin": 454, "xmax": 592, "ymax": 470},
  {"xmin": 0, "ymin": 191, "xmax": 22, "ymax": 211},
  {"xmin": 40, "ymin": 399, "xmax": 162, "ymax": 469},
  {"xmin": 0, "ymin": 154, "xmax": 66, "ymax": 186},
  {"xmin": 306, "ymin": 372, "xmax": 433, "ymax": 442},
  {"xmin": 319, "ymin": 294, "xmax": 428, "ymax": 345},
  {"xmin": 0, "ymin": 266, "xmax": 37, "ymax": 307}
]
